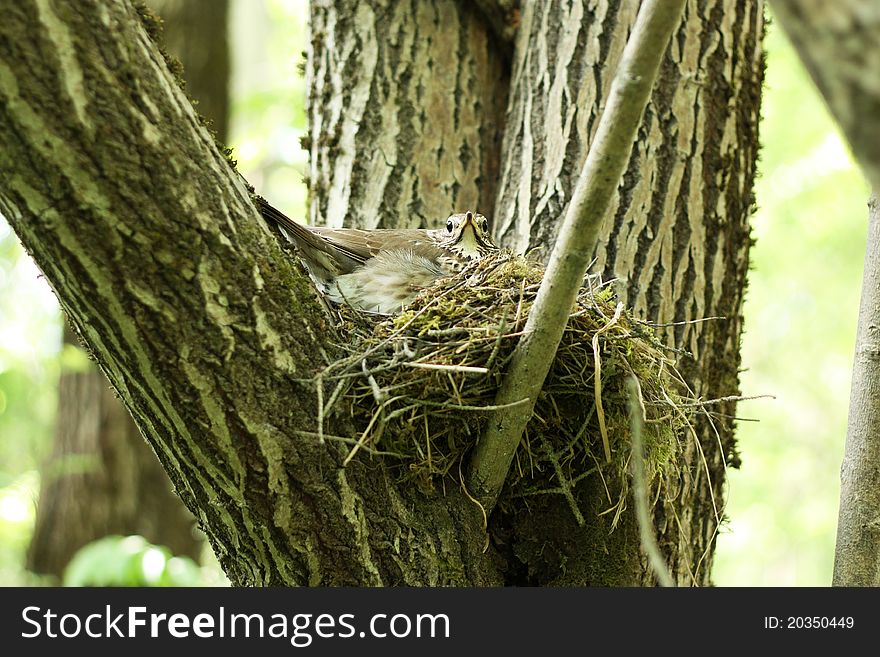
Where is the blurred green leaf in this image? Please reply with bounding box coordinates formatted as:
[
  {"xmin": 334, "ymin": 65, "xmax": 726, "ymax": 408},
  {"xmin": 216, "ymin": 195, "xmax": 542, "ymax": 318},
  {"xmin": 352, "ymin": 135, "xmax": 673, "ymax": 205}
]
[{"xmin": 63, "ymin": 535, "xmax": 206, "ymax": 587}]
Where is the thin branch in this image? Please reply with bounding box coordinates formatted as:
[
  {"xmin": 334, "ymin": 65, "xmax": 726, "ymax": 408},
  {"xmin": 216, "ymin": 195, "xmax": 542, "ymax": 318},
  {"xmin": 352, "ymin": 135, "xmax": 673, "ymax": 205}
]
[
  {"xmin": 627, "ymin": 376, "xmax": 675, "ymax": 587},
  {"xmin": 466, "ymin": 0, "xmax": 688, "ymax": 509},
  {"xmin": 671, "ymin": 394, "xmax": 776, "ymax": 408},
  {"xmin": 403, "ymin": 362, "xmax": 489, "ymax": 374},
  {"xmin": 592, "ymin": 302, "xmax": 625, "ymax": 461},
  {"xmin": 834, "ymin": 193, "xmax": 880, "ymax": 586}
]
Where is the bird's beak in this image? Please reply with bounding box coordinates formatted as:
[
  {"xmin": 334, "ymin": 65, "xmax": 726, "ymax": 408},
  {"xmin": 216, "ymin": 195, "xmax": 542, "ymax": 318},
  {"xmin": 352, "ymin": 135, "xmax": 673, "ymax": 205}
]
[{"xmin": 462, "ymin": 211, "xmax": 476, "ymax": 231}]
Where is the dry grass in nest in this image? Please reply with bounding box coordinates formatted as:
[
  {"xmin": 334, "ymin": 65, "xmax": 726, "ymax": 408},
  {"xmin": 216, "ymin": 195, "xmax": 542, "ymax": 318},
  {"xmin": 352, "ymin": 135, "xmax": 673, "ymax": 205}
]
[{"xmin": 316, "ymin": 252, "xmax": 699, "ymax": 522}]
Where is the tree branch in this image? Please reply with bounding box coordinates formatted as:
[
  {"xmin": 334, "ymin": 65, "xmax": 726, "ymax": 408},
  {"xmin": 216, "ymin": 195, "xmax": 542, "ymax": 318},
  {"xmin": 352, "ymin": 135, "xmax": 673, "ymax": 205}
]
[
  {"xmin": 0, "ymin": 0, "xmax": 496, "ymax": 585},
  {"xmin": 834, "ymin": 193, "xmax": 880, "ymax": 586},
  {"xmin": 769, "ymin": 0, "xmax": 880, "ymax": 191},
  {"xmin": 627, "ymin": 377, "xmax": 674, "ymax": 587},
  {"xmin": 466, "ymin": 0, "xmax": 687, "ymax": 509}
]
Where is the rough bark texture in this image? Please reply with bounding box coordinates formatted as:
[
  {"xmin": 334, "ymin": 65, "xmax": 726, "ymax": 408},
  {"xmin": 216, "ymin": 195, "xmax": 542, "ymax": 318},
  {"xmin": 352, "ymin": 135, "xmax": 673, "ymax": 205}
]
[
  {"xmin": 488, "ymin": 0, "xmax": 762, "ymax": 586},
  {"xmin": 26, "ymin": 0, "xmax": 228, "ymax": 579},
  {"xmin": 468, "ymin": 0, "xmax": 688, "ymax": 510},
  {"xmin": 834, "ymin": 194, "xmax": 880, "ymax": 586},
  {"xmin": 0, "ymin": 0, "xmax": 497, "ymax": 586},
  {"xmin": 770, "ymin": 0, "xmax": 880, "ymax": 192},
  {"xmin": 305, "ymin": 0, "xmax": 509, "ymax": 229}
]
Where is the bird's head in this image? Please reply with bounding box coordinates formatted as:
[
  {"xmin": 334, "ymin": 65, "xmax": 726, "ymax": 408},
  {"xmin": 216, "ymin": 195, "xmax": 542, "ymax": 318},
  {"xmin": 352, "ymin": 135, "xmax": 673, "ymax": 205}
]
[{"xmin": 436, "ymin": 210, "xmax": 497, "ymax": 259}]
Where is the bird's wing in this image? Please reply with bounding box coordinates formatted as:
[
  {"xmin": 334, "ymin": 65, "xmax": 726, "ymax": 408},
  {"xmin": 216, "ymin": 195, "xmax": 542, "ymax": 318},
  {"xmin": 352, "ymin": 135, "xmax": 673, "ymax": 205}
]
[
  {"xmin": 256, "ymin": 196, "xmax": 361, "ymax": 275},
  {"xmin": 256, "ymin": 197, "xmax": 442, "ymax": 275}
]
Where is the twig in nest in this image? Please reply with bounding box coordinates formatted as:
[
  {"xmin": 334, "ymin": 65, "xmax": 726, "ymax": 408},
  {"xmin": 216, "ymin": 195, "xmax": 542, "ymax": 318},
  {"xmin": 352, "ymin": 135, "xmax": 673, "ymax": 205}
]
[
  {"xmin": 540, "ymin": 435, "xmax": 585, "ymax": 526},
  {"xmin": 315, "ymin": 374, "xmax": 325, "ymax": 444},
  {"xmin": 592, "ymin": 301, "xmax": 624, "ymax": 462},
  {"xmin": 403, "ymin": 397, "xmax": 531, "ymax": 412},
  {"xmin": 361, "ymin": 359, "xmax": 386, "ymax": 404},
  {"xmin": 403, "ymin": 362, "xmax": 489, "ymax": 374},
  {"xmin": 627, "ymin": 376, "xmax": 675, "ymax": 587},
  {"xmin": 638, "ymin": 316, "xmax": 726, "ymax": 327},
  {"xmin": 484, "ymin": 308, "xmax": 508, "ymax": 371},
  {"xmin": 292, "ymin": 430, "xmax": 405, "ymax": 458},
  {"xmin": 458, "ymin": 460, "xmax": 489, "ymax": 543},
  {"xmin": 322, "ymin": 378, "xmax": 349, "ymax": 417},
  {"xmin": 661, "ymin": 386, "xmax": 720, "ymax": 528},
  {"xmin": 672, "ymin": 393, "xmax": 775, "ymax": 408},
  {"xmin": 343, "ymin": 396, "xmax": 396, "ymax": 466},
  {"xmin": 513, "ymin": 278, "xmax": 526, "ymax": 329}
]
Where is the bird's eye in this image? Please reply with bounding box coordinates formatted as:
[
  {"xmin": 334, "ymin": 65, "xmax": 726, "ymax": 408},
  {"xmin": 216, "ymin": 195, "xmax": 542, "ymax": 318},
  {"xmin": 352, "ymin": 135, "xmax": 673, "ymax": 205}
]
[
  {"xmin": 446, "ymin": 219, "xmax": 454, "ymax": 233},
  {"xmin": 479, "ymin": 217, "xmax": 488, "ymax": 230}
]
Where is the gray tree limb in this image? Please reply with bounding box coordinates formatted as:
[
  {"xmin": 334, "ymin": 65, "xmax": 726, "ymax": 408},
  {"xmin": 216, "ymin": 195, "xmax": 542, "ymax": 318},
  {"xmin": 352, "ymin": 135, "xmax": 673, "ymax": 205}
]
[
  {"xmin": 490, "ymin": 0, "xmax": 764, "ymax": 585},
  {"xmin": 834, "ymin": 193, "xmax": 880, "ymax": 586},
  {"xmin": 467, "ymin": 0, "xmax": 688, "ymax": 509}
]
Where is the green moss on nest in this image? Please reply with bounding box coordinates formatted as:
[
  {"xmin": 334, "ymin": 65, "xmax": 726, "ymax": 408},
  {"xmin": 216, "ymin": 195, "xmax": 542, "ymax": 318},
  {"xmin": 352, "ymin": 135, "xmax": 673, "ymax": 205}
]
[{"xmin": 321, "ymin": 252, "xmax": 694, "ymax": 523}]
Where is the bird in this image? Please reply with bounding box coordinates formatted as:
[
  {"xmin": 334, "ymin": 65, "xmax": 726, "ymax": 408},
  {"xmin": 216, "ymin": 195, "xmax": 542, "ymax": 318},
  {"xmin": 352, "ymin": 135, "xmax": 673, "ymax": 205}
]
[{"xmin": 255, "ymin": 197, "xmax": 498, "ymax": 314}]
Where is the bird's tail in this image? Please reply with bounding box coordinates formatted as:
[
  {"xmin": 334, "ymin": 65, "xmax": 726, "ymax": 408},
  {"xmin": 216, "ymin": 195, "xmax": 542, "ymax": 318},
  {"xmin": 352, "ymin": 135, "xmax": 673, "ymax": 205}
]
[
  {"xmin": 254, "ymin": 195, "xmax": 311, "ymax": 242},
  {"xmin": 254, "ymin": 195, "xmax": 349, "ymax": 284}
]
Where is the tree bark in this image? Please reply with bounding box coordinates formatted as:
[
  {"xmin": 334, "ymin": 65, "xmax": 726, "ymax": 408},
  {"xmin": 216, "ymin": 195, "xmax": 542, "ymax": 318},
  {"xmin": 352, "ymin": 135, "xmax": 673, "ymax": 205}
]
[
  {"xmin": 305, "ymin": 0, "xmax": 509, "ymax": 229},
  {"xmin": 834, "ymin": 193, "xmax": 880, "ymax": 586},
  {"xmin": 769, "ymin": 0, "xmax": 880, "ymax": 192},
  {"xmin": 26, "ymin": 0, "xmax": 230, "ymax": 578},
  {"xmin": 468, "ymin": 0, "xmax": 688, "ymax": 511},
  {"xmin": 1, "ymin": 0, "xmax": 762, "ymax": 586}
]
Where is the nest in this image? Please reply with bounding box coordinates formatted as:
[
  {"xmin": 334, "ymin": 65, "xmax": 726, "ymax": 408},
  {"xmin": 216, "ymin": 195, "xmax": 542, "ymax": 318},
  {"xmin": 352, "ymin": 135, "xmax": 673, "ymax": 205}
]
[{"xmin": 317, "ymin": 252, "xmax": 697, "ymax": 521}]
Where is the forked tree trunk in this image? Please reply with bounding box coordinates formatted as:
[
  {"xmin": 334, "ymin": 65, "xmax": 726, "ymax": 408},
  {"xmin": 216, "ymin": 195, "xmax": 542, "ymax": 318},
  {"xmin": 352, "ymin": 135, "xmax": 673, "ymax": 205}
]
[
  {"xmin": 307, "ymin": 0, "xmax": 762, "ymax": 585},
  {"xmin": 27, "ymin": 0, "xmax": 230, "ymax": 577},
  {"xmin": 0, "ymin": 0, "xmax": 760, "ymax": 585}
]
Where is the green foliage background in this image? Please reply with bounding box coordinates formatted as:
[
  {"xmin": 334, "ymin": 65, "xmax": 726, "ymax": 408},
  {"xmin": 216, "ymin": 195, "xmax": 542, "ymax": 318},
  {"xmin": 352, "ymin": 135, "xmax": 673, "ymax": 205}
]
[{"xmin": 0, "ymin": 3, "xmax": 869, "ymax": 586}]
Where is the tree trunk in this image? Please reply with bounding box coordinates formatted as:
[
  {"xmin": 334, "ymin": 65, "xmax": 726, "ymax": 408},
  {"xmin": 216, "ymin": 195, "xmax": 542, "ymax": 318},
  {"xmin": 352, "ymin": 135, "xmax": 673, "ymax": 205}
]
[
  {"xmin": 834, "ymin": 194, "xmax": 880, "ymax": 586},
  {"xmin": 27, "ymin": 331, "xmax": 203, "ymax": 577},
  {"xmin": 26, "ymin": 0, "xmax": 230, "ymax": 578},
  {"xmin": 305, "ymin": 0, "xmax": 509, "ymax": 229},
  {"xmin": 494, "ymin": 0, "xmax": 761, "ymax": 586},
  {"xmin": 1, "ymin": 0, "xmax": 761, "ymax": 585},
  {"xmin": 0, "ymin": 0, "xmax": 499, "ymax": 586}
]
